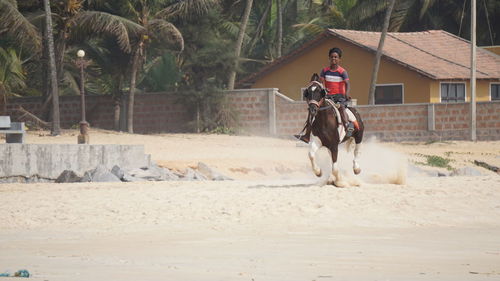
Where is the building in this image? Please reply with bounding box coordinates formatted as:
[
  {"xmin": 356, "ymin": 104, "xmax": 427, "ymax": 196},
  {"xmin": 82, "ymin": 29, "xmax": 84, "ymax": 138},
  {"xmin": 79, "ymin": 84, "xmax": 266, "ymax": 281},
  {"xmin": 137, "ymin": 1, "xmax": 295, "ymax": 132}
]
[{"xmin": 238, "ymin": 29, "xmax": 500, "ymax": 105}]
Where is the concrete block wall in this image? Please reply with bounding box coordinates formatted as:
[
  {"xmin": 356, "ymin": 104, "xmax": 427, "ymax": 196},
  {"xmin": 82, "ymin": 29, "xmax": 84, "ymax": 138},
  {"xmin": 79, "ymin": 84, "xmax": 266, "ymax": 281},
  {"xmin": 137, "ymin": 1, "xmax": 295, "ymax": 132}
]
[
  {"xmin": 130, "ymin": 93, "xmax": 190, "ymax": 133},
  {"xmin": 357, "ymin": 104, "xmax": 432, "ymax": 141},
  {"xmin": 275, "ymin": 94, "xmax": 307, "ymax": 135},
  {"xmin": 4, "ymin": 90, "xmax": 500, "ymax": 141},
  {"xmin": 227, "ymin": 89, "xmax": 273, "ymax": 135},
  {"xmin": 270, "ymin": 91, "xmax": 500, "ymax": 141},
  {"xmin": 6, "ymin": 93, "xmax": 190, "ymax": 133},
  {"xmin": 475, "ymin": 102, "xmax": 500, "ymax": 140}
]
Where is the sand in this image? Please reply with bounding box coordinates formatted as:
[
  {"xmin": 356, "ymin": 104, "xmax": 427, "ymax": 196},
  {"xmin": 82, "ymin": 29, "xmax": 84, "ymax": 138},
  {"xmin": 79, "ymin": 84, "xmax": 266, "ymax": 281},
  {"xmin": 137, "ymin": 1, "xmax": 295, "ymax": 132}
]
[{"xmin": 1, "ymin": 129, "xmax": 499, "ymax": 280}]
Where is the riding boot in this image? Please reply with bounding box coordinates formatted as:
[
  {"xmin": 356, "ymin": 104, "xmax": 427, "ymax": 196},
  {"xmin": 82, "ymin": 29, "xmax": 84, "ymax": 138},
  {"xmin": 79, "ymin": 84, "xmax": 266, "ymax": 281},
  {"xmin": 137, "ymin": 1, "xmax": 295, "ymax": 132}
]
[
  {"xmin": 339, "ymin": 105, "xmax": 353, "ymax": 132},
  {"xmin": 294, "ymin": 125, "xmax": 311, "ymax": 143}
]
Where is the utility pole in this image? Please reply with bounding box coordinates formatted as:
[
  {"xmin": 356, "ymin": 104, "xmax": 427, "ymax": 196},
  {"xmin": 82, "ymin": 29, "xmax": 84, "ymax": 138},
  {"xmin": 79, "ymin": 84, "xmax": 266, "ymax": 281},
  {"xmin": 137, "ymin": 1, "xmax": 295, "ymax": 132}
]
[{"xmin": 470, "ymin": 0, "xmax": 477, "ymax": 141}]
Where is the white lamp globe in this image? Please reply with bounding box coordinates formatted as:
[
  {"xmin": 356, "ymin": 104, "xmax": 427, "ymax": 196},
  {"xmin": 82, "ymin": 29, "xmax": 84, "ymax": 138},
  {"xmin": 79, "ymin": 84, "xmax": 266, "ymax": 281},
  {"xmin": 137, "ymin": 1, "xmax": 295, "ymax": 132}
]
[{"xmin": 77, "ymin": 50, "xmax": 85, "ymax": 58}]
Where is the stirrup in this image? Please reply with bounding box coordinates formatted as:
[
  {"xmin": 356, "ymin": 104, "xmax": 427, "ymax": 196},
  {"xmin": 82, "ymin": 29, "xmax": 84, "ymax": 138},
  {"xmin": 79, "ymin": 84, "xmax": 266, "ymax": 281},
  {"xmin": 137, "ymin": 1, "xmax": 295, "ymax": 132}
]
[
  {"xmin": 294, "ymin": 134, "xmax": 309, "ymax": 143},
  {"xmin": 346, "ymin": 123, "xmax": 354, "ymax": 133}
]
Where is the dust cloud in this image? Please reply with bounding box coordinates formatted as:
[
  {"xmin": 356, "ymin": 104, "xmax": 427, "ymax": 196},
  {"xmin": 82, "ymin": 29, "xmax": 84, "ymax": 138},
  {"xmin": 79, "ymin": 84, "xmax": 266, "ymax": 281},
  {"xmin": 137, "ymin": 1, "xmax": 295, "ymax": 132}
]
[{"xmin": 314, "ymin": 136, "xmax": 408, "ymax": 186}]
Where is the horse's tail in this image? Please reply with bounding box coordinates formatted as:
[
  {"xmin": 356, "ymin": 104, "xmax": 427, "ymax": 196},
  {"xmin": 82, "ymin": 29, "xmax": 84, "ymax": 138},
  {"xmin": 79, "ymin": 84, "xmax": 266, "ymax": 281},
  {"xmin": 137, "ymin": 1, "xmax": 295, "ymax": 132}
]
[{"xmin": 345, "ymin": 137, "xmax": 356, "ymax": 153}]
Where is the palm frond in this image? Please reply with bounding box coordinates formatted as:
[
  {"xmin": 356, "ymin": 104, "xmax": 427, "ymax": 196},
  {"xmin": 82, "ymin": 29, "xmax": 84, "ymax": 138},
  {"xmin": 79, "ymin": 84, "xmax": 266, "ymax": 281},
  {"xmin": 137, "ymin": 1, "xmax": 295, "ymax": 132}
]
[
  {"xmin": 419, "ymin": 0, "xmax": 436, "ymax": 19},
  {"xmin": 346, "ymin": 0, "xmax": 388, "ymax": 29},
  {"xmin": 220, "ymin": 20, "xmax": 241, "ymax": 38},
  {"xmin": 0, "ymin": 0, "xmax": 41, "ymax": 52},
  {"xmin": 390, "ymin": 0, "xmax": 414, "ymax": 31},
  {"xmin": 292, "ymin": 17, "xmax": 324, "ymax": 35},
  {"xmin": 156, "ymin": 0, "xmax": 220, "ymax": 20},
  {"xmin": 69, "ymin": 11, "xmax": 144, "ymax": 53},
  {"xmin": 148, "ymin": 19, "xmax": 184, "ymax": 52},
  {"xmin": 0, "ymin": 47, "xmax": 26, "ymax": 95}
]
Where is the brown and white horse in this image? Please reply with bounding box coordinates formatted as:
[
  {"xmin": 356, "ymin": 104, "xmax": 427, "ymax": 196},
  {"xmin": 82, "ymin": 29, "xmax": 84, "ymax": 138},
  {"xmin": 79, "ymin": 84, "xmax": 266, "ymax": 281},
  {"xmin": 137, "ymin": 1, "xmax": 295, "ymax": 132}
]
[{"xmin": 303, "ymin": 73, "xmax": 364, "ymax": 187}]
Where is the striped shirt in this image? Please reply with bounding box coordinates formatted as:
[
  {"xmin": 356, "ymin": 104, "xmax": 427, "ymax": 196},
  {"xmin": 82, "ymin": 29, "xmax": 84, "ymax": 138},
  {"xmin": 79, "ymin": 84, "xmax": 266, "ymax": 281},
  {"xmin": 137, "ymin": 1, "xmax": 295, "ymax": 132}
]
[{"xmin": 320, "ymin": 66, "xmax": 349, "ymax": 96}]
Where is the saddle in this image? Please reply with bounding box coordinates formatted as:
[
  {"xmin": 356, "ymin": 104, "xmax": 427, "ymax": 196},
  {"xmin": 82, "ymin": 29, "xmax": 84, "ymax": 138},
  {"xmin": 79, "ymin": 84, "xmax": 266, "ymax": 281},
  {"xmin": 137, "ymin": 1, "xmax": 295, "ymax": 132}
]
[
  {"xmin": 295, "ymin": 100, "xmax": 358, "ymax": 143},
  {"xmin": 324, "ymin": 99, "xmax": 358, "ymax": 137}
]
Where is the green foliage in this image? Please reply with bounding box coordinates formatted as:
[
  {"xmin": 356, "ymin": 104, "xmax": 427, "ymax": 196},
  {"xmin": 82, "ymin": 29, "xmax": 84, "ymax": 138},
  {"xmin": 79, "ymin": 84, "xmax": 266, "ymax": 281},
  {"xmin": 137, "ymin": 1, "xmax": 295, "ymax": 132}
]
[
  {"xmin": 0, "ymin": 47, "xmax": 26, "ymax": 111},
  {"xmin": 170, "ymin": 8, "xmax": 239, "ymax": 132},
  {"xmin": 414, "ymin": 153, "xmax": 454, "ymax": 170},
  {"xmin": 208, "ymin": 125, "xmax": 236, "ymax": 135},
  {"xmin": 139, "ymin": 52, "xmax": 181, "ymax": 92},
  {"xmin": 2, "ymin": 0, "xmax": 499, "ymax": 126}
]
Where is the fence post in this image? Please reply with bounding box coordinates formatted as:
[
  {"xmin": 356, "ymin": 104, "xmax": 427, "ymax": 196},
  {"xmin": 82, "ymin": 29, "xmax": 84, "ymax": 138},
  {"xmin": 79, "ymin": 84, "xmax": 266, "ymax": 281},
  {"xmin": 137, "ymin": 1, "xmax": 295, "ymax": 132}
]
[
  {"xmin": 427, "ymin": 103, "xmax": 435, "ymax": 131},
  {"xmin": 268, "ymin": 88, "xmax": 277, "ymax": 135}
]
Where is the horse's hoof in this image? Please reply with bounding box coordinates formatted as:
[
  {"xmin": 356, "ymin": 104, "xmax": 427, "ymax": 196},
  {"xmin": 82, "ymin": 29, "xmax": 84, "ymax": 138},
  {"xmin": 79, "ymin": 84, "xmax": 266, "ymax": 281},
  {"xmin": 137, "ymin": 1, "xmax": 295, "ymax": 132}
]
[
  {"xmin": 333, "ymin": 181, "xmax": 347, "ymax": 188},
  {"xmin": 314, "ymin": 170, "xmax": 322, "ymax": 177},
  {"xmin": 354, "ymin": 168, "xmax": 361, "ymax": 175}
]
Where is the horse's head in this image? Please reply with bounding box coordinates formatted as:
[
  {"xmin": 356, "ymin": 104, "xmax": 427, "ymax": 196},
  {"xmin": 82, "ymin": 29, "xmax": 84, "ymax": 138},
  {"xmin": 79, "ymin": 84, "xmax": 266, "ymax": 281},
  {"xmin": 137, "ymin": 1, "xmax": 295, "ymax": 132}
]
[{"xmin": 303, "ymin": 73, "xmax": 326, "ymax": 119}]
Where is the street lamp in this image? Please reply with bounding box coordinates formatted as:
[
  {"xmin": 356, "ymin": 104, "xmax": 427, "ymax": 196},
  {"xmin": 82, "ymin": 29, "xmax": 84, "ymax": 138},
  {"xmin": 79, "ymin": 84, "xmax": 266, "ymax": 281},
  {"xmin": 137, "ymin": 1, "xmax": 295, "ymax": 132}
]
[{"xmin": 76, "ymin": 49, "xmax": 90, "ymax": 144}]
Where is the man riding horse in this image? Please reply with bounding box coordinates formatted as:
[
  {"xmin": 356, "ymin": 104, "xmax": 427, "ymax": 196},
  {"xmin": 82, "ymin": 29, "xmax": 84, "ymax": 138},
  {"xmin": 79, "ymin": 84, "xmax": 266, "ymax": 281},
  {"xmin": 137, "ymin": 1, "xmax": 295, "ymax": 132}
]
[{"xmin": 296, "ymin": 47, "xmax": 359, "ymax": 143}]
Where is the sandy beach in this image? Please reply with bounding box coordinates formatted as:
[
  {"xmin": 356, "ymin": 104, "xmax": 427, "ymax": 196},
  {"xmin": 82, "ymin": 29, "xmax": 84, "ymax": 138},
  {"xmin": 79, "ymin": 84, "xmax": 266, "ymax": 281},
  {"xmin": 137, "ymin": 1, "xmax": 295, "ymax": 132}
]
[{"xmin": 1, "ymin": 129, "xmax": 499, "ymax": 280}]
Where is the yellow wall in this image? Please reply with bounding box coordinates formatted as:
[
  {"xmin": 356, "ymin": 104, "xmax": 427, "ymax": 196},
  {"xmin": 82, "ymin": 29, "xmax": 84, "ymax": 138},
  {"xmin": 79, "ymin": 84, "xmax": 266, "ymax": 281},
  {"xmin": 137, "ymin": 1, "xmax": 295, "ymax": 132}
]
[
  {"xmin": 482, "ymin": 46, "xmax": 500, "ymax": 56},
  {"xmin": 429, "ymin": 80, "xmax": 495, "ymax": 102},
  {"xmin": 250, "ymin": 37, "xmax": 495, "ymax": 104}
]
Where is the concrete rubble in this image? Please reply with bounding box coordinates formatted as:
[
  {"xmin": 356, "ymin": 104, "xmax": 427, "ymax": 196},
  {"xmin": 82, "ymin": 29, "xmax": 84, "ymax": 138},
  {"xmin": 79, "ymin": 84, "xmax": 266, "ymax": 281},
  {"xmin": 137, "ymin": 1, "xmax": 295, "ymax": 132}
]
[{"xmin": 0, "ymin": 144, "xmax": 232, "ymax": 183}]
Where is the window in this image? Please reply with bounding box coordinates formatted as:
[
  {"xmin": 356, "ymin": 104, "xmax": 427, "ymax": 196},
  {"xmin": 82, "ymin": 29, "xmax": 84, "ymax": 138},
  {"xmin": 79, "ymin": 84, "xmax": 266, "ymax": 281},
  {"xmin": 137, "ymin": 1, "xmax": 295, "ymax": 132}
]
[
  {"xmin": 491, "ymin": 83, "xmax": 500, "ymax": 101},
  {"xmin": 375, "ymin": 84, "xmax": 403, "ymax": 104},
  {"xmin": 441, "ymin": 83, "xmax": 465, "ymax": 102}
]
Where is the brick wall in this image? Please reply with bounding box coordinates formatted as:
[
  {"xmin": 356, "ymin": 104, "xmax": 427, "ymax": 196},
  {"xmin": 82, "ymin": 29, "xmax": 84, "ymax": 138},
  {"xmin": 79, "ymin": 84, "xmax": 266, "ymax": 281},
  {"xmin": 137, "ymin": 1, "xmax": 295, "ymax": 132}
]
[
  {"xmin": 227, "ymin": 89, "xmax": 274, "ymax": 135},
  {"xmin": 6, "ymin": 93, "xmax": 190, "ymax": 133},
  {"xmin": 355, "ymin": 102, "xmax": 500, "ymax": 141},
  {"xmin": 4, "ymin": 90, "xmax": 500, "ymax": 141},
  {"xmin": 231, "ymin": 90, "xmax": 500, "ymax": 141}
]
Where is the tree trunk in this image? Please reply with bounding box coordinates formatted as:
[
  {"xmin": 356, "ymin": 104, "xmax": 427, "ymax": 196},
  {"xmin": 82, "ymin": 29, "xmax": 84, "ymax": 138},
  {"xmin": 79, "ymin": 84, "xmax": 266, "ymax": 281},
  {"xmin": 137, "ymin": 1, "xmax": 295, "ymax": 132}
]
[
  {"xmin": 367, "ymin": 0, "xmax": 396, "ymax": 105},
  {"xmin": 227, "ymin": 0, "xmax": 254, "ymax": 90},
  {"xmin": 44, "ymin": 0, "xmax": 60, "ymax": 135},
  {"xmin": 113, "ymin": 77, "xmax": 123, "ymax": 131},
  {"xmin": 55, "ymin": 28, "xmax": 68, "ymax": 82},
  {"xmin": 276, "ymin": 0, "xmax": 283, "ymax": 58},
  {"xmin": 114, "ymin": 98, "xmax": 121, "ymax": 131},
  {"xmin": 127, "ymin": 46, "xmax": 142, "ymax": 133},
  {"xmin": 249, "ymin": 0, "xmax": 271, "ymax": 51},
  {"xmin": 40, "ymin": 15, "xmax": 52, "ymax": 121},
  {"xmin": 0, "ymin": 84, "xmax": 7, "ymax": 115}
]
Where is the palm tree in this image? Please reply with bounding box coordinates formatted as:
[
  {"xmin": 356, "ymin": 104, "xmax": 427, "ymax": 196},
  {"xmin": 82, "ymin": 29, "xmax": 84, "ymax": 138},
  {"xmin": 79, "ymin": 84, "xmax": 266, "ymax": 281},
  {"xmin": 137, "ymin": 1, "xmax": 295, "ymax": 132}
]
[
  {"xmin": 0, "ymin": 0, "xmax": 41, "ymax": 114},
  {"xmin": 227, "ymin": 0, "xmax": 253, "ymax": 90},
  {"xmin": 367, "ymin": 0, "xmax": 396, "ymax": 105},
  {"xmin": 114, "ymin": 0, "xmax": 220, "ymax": 133},
  {"xmin": 0, "ymin": 0, "xmax": 41, "ymax": 52},
  {"xmin": 43, "ymin": 0, "xmax": 61, "ymax": 135},
  {"xmin": 276, "ymin": 0, "xmax": 283, "ymax": 57},
  {"xmin": 48, "ymin": 1, "xmax": 137, "ymax": 83},
  {"xmin": 0, "ymin": 47, "xmax": 26, "ymax": 114},
  {"xmin": 110, "ymin": 0, "xmax": 182, "ymax": 133}
]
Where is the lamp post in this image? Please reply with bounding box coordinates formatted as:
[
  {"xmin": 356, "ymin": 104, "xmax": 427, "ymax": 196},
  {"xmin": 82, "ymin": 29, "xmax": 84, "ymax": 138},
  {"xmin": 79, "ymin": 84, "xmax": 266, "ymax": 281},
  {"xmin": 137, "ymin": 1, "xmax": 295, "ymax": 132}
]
[{"xmin": 76, "ymin": 49, "xmax": 89, "ymax": 144}]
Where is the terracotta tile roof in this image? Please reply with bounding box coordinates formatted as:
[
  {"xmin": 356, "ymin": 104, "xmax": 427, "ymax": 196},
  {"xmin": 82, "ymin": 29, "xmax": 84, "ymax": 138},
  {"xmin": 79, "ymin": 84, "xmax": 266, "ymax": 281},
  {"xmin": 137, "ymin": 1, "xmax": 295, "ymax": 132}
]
[
  {"xmin": 328, "ymin": 29, "xmax": 500, "ymax": 79},
  {"xmin": 238, "ymin": 29, "xmax": 500, "ymax": 86}
]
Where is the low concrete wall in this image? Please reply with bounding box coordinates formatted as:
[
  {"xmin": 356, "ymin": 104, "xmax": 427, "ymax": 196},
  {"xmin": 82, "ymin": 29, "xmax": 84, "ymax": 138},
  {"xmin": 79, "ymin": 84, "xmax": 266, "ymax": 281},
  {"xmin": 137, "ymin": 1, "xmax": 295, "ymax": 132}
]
[{"xmin": 0, "ymin": 144, "xmax": 151, "ymax": 179}]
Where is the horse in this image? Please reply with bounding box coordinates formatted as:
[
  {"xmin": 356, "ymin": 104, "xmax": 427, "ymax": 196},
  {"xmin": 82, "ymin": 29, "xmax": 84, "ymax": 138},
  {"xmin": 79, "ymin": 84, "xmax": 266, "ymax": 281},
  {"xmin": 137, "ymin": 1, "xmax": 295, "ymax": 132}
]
[{"xmin": 302, "ymin": 73, "xmax": 364, "ymax": 187}]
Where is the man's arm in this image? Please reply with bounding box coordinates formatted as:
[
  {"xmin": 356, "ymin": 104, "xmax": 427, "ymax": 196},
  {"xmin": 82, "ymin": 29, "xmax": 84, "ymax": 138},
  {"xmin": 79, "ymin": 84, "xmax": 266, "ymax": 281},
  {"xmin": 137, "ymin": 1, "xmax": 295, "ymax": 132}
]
[{"xmin": 345, "ymin": 79, "xmax": 351, "ymax": 99}]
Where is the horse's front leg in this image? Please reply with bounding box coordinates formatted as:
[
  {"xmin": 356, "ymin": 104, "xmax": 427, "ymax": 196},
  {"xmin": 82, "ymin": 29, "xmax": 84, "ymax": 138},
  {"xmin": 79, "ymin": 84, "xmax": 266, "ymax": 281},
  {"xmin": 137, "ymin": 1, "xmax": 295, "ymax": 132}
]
[
  {"xmin": 353, "ymin": 143, "xmax": 362, "ymax": 175},
  {"xmin": 327, "ymin": 146, "xmax": 347, "ymax": 187},
  {"xmin": 309, "ymin": 135, "xmax": 322, "ymax": 177}
]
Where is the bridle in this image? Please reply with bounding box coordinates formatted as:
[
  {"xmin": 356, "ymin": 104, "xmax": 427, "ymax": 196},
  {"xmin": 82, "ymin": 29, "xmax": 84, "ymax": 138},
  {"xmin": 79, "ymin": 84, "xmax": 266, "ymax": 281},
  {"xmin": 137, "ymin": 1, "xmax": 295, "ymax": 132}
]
[
  {"xmin": 306, "ymin": 80, "xmax": 326, "ymax": 108},
  {"xmin": 305, "ymin": 80, "xmax": 327, "ymax": 126}
]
